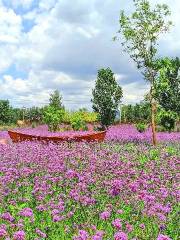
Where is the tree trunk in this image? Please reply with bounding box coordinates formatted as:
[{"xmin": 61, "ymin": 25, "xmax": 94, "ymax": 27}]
[{"xmin": 151, "ymin": 98, "xmax": 157, "ymax": 146}]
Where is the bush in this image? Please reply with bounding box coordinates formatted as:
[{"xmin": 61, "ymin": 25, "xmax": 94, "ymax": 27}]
[
  {"xmin": 70, "ymin": 113, "xmax": 88, "ymax": 131},
  {"xmin": 24, "ymin": 107, "xmax": 43, "ymax": 123},
  {"xmin": 81, "ymin": 112, "xmax": 98, "ymax": 123},
  {"xmin": 158, "ymin": 110, "xmax": 177, "ymax": 132},
  {"xmin": 136, "ymin": 123, "xmax": 147, "ymax": 133},
  {"xmin": 43, "ymin": 106, "xmax": 65, "ymax": 132},
  {"xmin": 62, "ymin": 111, "xmax": 71, "ymax": 124}
]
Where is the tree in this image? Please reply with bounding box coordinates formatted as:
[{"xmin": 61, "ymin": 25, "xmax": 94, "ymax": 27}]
[
  {"xmin": 24, "ymin": 107, "xmax": 43, "ymax": 123},
  {"xmin": 0, "ymin": 100, "xmax": 11, "ymax": 124},
  {"xmin": 115, "ymin": 0, "xmax": 172, "ymax": 145},
  {"xmin": 155, "ymin": 57, "xmax": 180, "ymax": 114},
  {"xmin": 92, "ymin": 68, "xmax": 123, "ymax": 128},
  {"xmin": 43, "ymin": 106, "xmax": 65, "ymax": 132},
  {"xmin": 49, "ymin": 90, "xmax": 63, "ymax": 110},
  {"xmin": 157, "ymin": 108, "xmax": 177, "ymax": 132}
]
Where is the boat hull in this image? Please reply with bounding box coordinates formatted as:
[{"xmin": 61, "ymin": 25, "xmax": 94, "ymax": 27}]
[{"xmin": 8, "ymin": 130, "xmax": 106, "ymax": 143}]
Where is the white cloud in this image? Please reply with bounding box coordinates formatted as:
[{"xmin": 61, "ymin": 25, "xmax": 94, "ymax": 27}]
[
  {"xmin": 0, "ymin": 5, "xmax": 22, "ymax": 73},
  {"xmin": 0, "ymin": 0, "xmax": 180, "ymax": 109},
  {"xmin": 0, "ymin": 45, "xmax": 16, "ymax": 73},
  {"xmin": 0, "ymin": 69, "xmax": 94, "ymax": 108},
  {"xmin": 39, "ymin": 0, "xmax": 57, "ymax": 11},
  {"xmin": 0, "ymin": 7, "xmax": 22, "ymax": 44},
  {"xmin": 122, "ymin": 82, "xmax": 150, "ymax": 104}
]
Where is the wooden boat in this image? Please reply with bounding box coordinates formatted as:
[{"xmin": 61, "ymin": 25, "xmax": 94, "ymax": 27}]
[{"xmin": 8, "ymin": 130, "xmax": 106, "ymax": 143}]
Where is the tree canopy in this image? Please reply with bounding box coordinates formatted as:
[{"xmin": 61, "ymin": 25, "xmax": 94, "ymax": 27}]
[
  {"xmin": 92, "ymin": 68, "xmax": 123, "ymax": 128},
  {"xmin": 49, "ymin": 90, "xmax": 63, "ymax": 110},
  {"xmin": 155, "ymin": 57, "xmax": 180, "ymax": 114}
]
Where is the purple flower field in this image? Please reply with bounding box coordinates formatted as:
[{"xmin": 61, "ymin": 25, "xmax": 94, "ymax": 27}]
[
  {"xmin": 0, "ymin": 125, "xmax": 179, "ymax": 239},
  {"xmin": 106, "ymin": 125, "xmax": 180, "ymax": 143},
  {"xmin": 0, "ymin": 124, "xmax": 180, "ymax": 143}
]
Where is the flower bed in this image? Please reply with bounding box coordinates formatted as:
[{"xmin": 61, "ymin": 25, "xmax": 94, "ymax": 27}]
[
  {"xmin": 1, "ymin": 124, "xmax": 180, "ymax": 143},
  {"xmin": 0, "ymin": 139, "xmax": 179, "ymax": 239},
  {"xmin": 106, "ymin": 124, "xmax": 180, "ymax": 143}
]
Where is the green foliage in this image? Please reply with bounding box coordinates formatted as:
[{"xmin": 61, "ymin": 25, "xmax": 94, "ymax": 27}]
[
  {"xmin": 62, "ymin": 111, "xmax": 98, "ymax": 125},
  {"xmin": 63, "ymin": 111, "xmax": 71, "ymax": 124},
  {"xmin": 70, "ymin": 112, "xmax": 88, "ymax": 131},
  {"xmin": 136, "ymin": 122, "xmax": 147, "ymax": 133},
  {"xmin": 116, "ymin": 0, "xmax": 172, "ymax": 82},
  {"xmin": 0, "ymin": 100, "xmax": 12, "ymax": 124},
  {"xmin": 49, "ymin": 90, "xmax": 63, "ymax": 110},
  {"xmin": 10, "ymin": 108, "xmax": 23, "ymax": 123},
  {"xmin": 24, "ymin": 107, "xmax": 43, "ymax": 122},
  {"xmin": 92, "ymin": 68, "xmax": 123, "ymax": 128},
  {"xmin": 154, "ymin": 57, "xmax": 180, "ymax": 114},
  {"xmin": 157, "ymin": 109, "xmax": 177, "ymax": 132},
  {"xmin": 31, "ymin": 122, "xmax": 37, "ymax": 128},
  {"xmin": 121, "ymin": 99, "xmax": 151, "ymax": 123},
  {"xmin": 43, "ymin": 106, "xmax": 65, "ymax": 132}
]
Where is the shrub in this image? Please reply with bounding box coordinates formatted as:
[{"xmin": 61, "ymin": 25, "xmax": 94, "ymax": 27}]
[
  {"xmin": 62, "ymin": 111, "xmax": 71, "ymax": 124},
  {"xmin": 158, "ymin": 110, "xmax": 177, "ymax": 132},
  {"xmin": 70, "ymin": 113, "xmax": 88, "ymax": 131},
  {"xmin": 136, "ymin": 123, "xmax": 147, "ymax": 133},
  {"xmin": 24, "ymin": 107, "xmax": 43, "ymax": 123},
  {"xmin": 43, "ymin": 106, "xmax": 65, "ymax": 132}
]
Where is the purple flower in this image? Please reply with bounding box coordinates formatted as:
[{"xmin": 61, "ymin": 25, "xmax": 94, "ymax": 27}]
[
  {"xmin": 117, "ymin": 210, "xmax": 123, "ymax": 214},
  {"xmin": 111, "ymin": 180, "xmax": 123, "ymax": 196},
  {"xmin": 100, "ymin": 211, "xmax": 111, "ymax": 220},
  {"xmin": 1, "ymin": 212, "xmax": 14, "ymax": 222},
  {"xmin": 66, "ymin": 169, "xmax": 78, "ymax": 179},
  {"xmin": 0, "ymin": 228, "xmax": 7, "ymax": 238},
  {"xmin": 139, "ymin": 223, "xmax": 145, "ymax": 229},
  {"xmin": 92, "ymin": 235, "xmax": 103, "ymax": 240},
  {"xmin": 51, "ymin": 209, "xmax": 60, "ymax": 215},
  {"xmin": 36, "ymin": 228, "xmax": 47, "ymax": 238},
  {"xmin": 19, "ymin": 208, "xmax": 33, "ymax": 218},
  {"xmin": 112, "ymin": 219, "xmax": 122, "ymax": 230},
  {"xmin": 126, "ymin": 223, "xmax": 133, "ymax": 232},
  {"xmin": 13, "ymin": 230, "xmax": 25, "ymax": 240},
  {"xmin": 157, "ymin": 234, "xmax": 172, "ymax": 240},
  {"xmin": 92, "ymin": 230, "xmax": 104, "ymax": 240},
  {"xmin": 73, "ymin": 230, "xmax": 89, "ymax": 240},
  {"xmin": 52, "ymin": 215, "xmax": 64, "ymax": 222},
  {"xmin": 114, "ymin": 231, "xmax": 128, "ymax": 240}
]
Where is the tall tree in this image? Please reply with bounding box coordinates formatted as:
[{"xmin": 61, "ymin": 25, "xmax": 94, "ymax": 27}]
[
  {"xmin": 0, "ymin": 100, "xmax": 11, "ymax": 124},
  {"xmin": 155, "ymin": 57, "xmax": 180, "ymax": 114},
  {"xmin": 49, "ymin": 90, "xmax": 63, "ymax": 110},
  {"xmin": 115, "ymin": 0, "xmax": 172, "ymax": 145},
  {"xmin": 92, "ymin": 68, "xmax": 123, "ymax": 128}
]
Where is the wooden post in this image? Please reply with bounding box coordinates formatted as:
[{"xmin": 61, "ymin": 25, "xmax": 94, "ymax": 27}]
[{"xmin": 151, "ymin": 98, "xmax": 157, "ymax": 146}]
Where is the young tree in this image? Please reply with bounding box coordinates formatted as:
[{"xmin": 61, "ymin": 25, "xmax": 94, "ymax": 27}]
[
  {"xmin": 115, "ymin": 0, "xmax": 172, "ymax": 145},
  {"xmin": 0, "ymin": 100, "xmax": 11, "ymax": 124},
  {"xmin": 155, "ymin": 57, "xmax": 180, "ymax": 114},
  {"xmin": 92, "ymin": 68, "xmax": 123, "ymax": 128},
  {"xmin": 49, "ymin": 90, "xmax": 63, "ymax": 110},
  {"xmin": 43, "ymin": 106, "xmax": 65, "ymax": 132}
]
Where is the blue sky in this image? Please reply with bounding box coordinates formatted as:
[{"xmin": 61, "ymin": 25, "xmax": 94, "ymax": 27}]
[{"xmin": 0, "ymin": 0, "xmax": 179, "ymax": 109}]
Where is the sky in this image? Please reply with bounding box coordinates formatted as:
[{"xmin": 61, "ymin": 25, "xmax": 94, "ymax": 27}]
[{"xmin": 0, "ymin": 0, "xmax": 179, "ymax": 110}]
